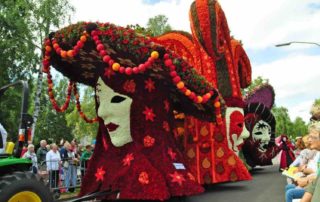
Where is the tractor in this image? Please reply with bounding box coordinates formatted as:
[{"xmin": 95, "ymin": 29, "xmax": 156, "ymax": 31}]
[{"xmin": 0, "ymin": 80, "xmax": 53, "ymax": 202}]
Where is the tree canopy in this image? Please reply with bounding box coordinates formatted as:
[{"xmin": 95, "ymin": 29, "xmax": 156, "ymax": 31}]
[
  {"xmin": 146, "ymin": 14, "xmax": 172, "ymax": 36},
  {"xmin": 0, "ymin": 0, "xmax": 74, "ymax": 144}
]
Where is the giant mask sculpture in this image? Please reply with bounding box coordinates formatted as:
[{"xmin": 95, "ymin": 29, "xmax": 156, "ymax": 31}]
[
  {"xmin": 96, "ymin": 77, "xmax": 133, "ymax": 147},
  {"xmin": 242, "ymin": 84, "xmax": 281, "ymax": 167},
  {"xmin": 251, "ymin": 120, "xmax": 271, "ymax": 152},
  {"xmin": 225, "ymin": 107, "xmax": 250, "ymax": 154},
  {"xmin": 42, "ymin": 21, "xmax": 228, "ymax": 200}
]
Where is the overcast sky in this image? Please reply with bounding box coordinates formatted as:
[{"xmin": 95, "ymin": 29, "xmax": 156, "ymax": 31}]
[{"xmin": 68, "ymin": 0, "xmax": 320, "ymax": 122}]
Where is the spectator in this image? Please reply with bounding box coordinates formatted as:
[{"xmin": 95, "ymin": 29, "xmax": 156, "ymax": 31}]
[
  {"xmin": 295, "ymin": 136, "xmax": 305, "ymax": 157},
  {"xmin": 77, "ymin": 144, "xmax": 83, "ymax": 157},
  {"xmin": 37, "ymin": 140, "xmax": 48, "ymax": 167},
  {"xmin": 299, "ymin": 121, "xmax": 320, "ymax": 202},
  {"xmin": 0, "ymin": 123, "xmax": 8, "ymax": 154},
  {"xmin": 20, "ymin": 144, "xmax": 28, "ymax": 157},
  {"xmin": 80, "ymin": 145, "xmax": 92, "ymax": 178},
  {"xmin": 62, "ymin": 142, "xmax": 78, "ymax": 193},
  {"xmin": 71, "ymin": 139, "xmax": 78, "ymax": 152},
  {"xmin": 22, "ymin": 144, "xmax": 38, "ymax": 174},
  {"xmin": 285, "ymin": 122, "xmax": 320, "ymax": 202},
  {"xmin": 46, "ymin": 143, "xmax": 61, "ymax": 193},
  {"xmin": 290, "ymin": 135, "xmax": 316, "ymax": 168}
]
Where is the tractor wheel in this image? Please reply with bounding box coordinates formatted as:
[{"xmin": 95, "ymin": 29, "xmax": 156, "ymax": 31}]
[{"xmin": 0, "ymin": 171, "xmax": 53, "ymax": 202}]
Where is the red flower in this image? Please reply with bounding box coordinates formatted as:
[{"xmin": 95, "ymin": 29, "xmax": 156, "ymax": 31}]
[
  {"xmin": 138, "ymin": 172, "xmax": 149, "ymax": 185},
  {"xmin": 122, "ymin": 39, "xmax": 129, "ymax": 44},
  {"xmin": 143, "ymin": 107, "xmax": 156, "ymax": 122},
  {"xmin": 167, "ymin": 148, "xmax": 176, "ymax": 160},
  {"xmin": 164, "ymin": 100, "xmax": 170, "ymax": 112},
  {"xmin": 123, "ymin": 79, "xmax": 136, "ymax": 93},
  {"xmin": 122, "ymin": 153, "xmax": 134, "ymax": 166},
  {"xmin": 163, "ymin": 121, "xmax": 170, "ymax": 132},
  {"xmin": 144, "ymin": 78, "xmax": 155, "ymax": 92},
  {"xmin": 104, "ymin": 68, "xmax": 115, "ymax": 79},
  {"xmin": 95, "ymin": 167, "xmax": 106, "ymax": 182},
  {"xmin": 169, "ymin": 171, "xmax": 185, "ymax": 186},
  {"xmin": 140, "ymin": 47, "xmax": 149, "ymax": 54},
  {"xmin": 187, "ymin": 172, "xmax": 196, "ymax": 181},
  {"xmin": 144, "ymin": 135, "xmax": 155, "ymax": 147}
]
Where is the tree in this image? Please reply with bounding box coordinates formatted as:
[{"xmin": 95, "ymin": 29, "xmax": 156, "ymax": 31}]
[
  {"xmin": 291, "ymin": 117, "xmax": 308, "ymax": 138},
  {"xmin": 0, "ymin": 0, "xmax": 74, "ymax": 142},
  {"xmin": 0, "ymin": 0, "xmax": 37, "ymax": 138},
  {"xmin": 29, "ymin": 0, "xmax": 74, "ymax": 141},
  {"xmin": 146, "ymin": 15, "xmax": 172, "ymax": 36},
  {"xmin": 0, "ymin": 0, "xmax": 37, "ymax": 85},
  {"xmin": 33, "ymin": 78, "xmax": 73, "ymax": 145},
  {"xmin": 310, "ymin": 98, "xmax": 320, "ymax": 121},
  {"xmin": 242, "ymin": 76, "xmax": 269, "ymax": 95},
  {"xmin": 66, "ymin": 86, "xmax": 98, "ymax": 141},
  {"xmin": 271, "ymin": 106, "xmax": 292, "ymax": 137}
]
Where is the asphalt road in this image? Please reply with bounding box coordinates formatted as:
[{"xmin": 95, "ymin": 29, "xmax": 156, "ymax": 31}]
[
  {"xmin": 186, "ymin": 165, "xmax": 286, "ymax": 202},
  {"xmin": 63, "ymin": 163, "xmax": 286, "ymax": 202}
]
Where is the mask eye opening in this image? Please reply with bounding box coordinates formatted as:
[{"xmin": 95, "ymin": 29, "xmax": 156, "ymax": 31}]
[{"xmin": 111, "ymin": 95, "xmax": 126, "ymax": 103}]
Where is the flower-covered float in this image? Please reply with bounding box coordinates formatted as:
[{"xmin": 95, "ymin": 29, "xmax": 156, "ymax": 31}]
[
  {"xmin": 155, "ymin": 0, "xmax": 252, "ymax": 184},
  {"xmin": 41, "ymin": 19, "xmax": 230, "ymax": 200}
]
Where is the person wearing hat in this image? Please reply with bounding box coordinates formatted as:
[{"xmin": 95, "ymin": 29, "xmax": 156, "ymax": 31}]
[
  {"xmin": 22, "ymin": 144, "xmax": 38, "ymax": 174},
  {"xmin": 41, "ymin": 19, "xmax": 229, "ymax": 200}
]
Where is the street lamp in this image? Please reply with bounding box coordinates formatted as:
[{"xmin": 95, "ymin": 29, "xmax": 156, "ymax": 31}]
[{"xmin": 275, "ymin": 41, "xmax": 320, "ymax": 47}]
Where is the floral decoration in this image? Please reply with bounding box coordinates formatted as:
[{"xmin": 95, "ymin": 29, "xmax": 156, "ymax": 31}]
[
  {"xmin": 138, "ymin": 171, "xmax": 150, "ymax": 185},
  {"xmin": 163, "ymin": 121, "xmax": 170, "ymax": 132},
  {"xmin": 169, "ymin": 171, "xmax": 185, "ymax": 186},
  {"xmin": 95, "ymin": 167, "xmax": 106, "ymax": 182},
  {"xmin": 123, "ymin": 79, "xmax": 136, "ymax": 93},
  {"xmin": 144, "ymin": 135, "xmax": 155, "ymax": 147},
  {"xmin": 144, "ymin": 78, "xmax": 155, "ymax": 92},
  {"xmin": 122, "ymin": 153, "xmax": 134, "ymax": 166},
  {"xmin": 167, "ymin": 148, "xmax": 177, "ymax": 160},
  {"xmin": 187, "ymin": 172, "xmax": 196, "ymax": 181},
  {"xmin": 164, "ymin": 100, "xmax": 170, "ymax": 112},
  {"xmin": 143, "ymin": 107, "xmax": 156, "ymax": 122}
]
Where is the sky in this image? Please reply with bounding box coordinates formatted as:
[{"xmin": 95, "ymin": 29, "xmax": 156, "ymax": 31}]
[{"xmin": 68, "ymin": 0, "xmax": 320, "ymax": 122}]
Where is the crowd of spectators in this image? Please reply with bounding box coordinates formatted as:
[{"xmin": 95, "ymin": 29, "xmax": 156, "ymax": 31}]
[
  {"xmin": 20, "ymin": 138, "xmax": 94, "ymax": 194},
  {"xmin": 284, "ymin": 121, "xmax": 320, "ymax": 202}
]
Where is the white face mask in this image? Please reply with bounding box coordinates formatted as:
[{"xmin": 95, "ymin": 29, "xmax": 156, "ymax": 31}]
[
  {"xmin": 96, "ymin": 77, "xmax": 133, "ymax": 147},
  {"xmin": 252, "ymin": 120, "xmax": 271, "ymax": 152},
  {"xmin": 225, "ymin": 107, "xmax": 250, "ymax": 154}
]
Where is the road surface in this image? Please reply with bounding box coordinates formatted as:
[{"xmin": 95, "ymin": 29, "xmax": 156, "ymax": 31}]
[{"xmin": 187, "ymin": 165, "xmax": 286, "ymax": 202}]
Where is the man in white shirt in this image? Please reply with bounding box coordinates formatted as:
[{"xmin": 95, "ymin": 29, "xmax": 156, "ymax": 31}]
[{"xmin": 46, "ymin": 143, "xmax": 61, "ymax": 192}]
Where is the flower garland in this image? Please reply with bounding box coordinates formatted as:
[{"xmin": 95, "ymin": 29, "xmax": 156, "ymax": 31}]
[
  {"xmin": 42, "ymin": 22, "xmax": 223, "ymax": 125},
  {"xmin": 46, "ymin": 67, "xmax": 72, "ymax": 112},
  {"xmin": 43, "ymin": 38, "xmax": 98, "ymax": 123},
  {"xmin": 73, "ymin": 83, "xmax": 99, "ymax": 123}
]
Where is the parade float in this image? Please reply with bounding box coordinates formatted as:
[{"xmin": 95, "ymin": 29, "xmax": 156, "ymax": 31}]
[
  {"xmin": 39, "ymin": 0, "xmax": 265, "ymax": 200},
  {"xmin": 155, "ymin": 0, "xmax": 252, "ymax": 184}
]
